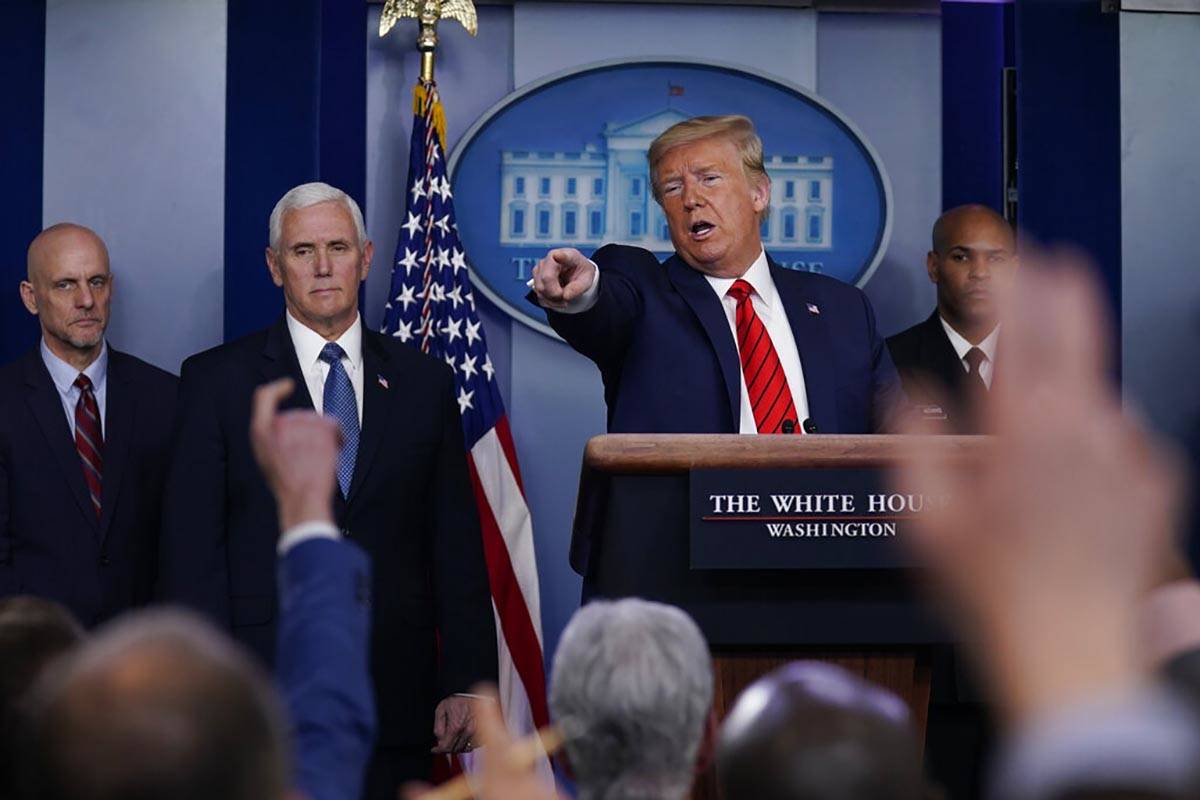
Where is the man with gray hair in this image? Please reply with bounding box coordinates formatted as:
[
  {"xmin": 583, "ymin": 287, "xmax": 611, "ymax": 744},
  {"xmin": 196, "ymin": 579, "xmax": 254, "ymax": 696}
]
[
  {"xmin": 550, "ymin": 598, "xmax": 713, "ymax": 800},
  {"xmin": 160, "ymin": 182, "xmax": 497, "ymax": 799}
]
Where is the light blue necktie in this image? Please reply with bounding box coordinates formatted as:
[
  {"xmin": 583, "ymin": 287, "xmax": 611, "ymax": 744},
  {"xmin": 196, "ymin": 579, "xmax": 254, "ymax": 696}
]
[{"xmin": 319, "ymin": 342, "xmax": 359, "ymax": 497}]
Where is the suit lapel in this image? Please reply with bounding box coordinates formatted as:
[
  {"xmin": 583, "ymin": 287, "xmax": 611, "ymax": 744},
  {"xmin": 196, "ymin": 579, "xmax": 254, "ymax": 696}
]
[
  {"xmin": 771, "ymin": 259, "xmax": 837, "ymax": 433},
  {"xmin": 97, "ymin": 351, "xmax": 134, "ymax": 544},
  {"xmin": 347, "ymin": 332, "xmax": 395, "ymax": 505},
  {"xmin": 259, "ymin": 317, "xmax": 315, "ymax": 412},
  {"xmin": 921, "ymin": 313, "xmax": 969, "ymax": 394},
  {"xmin": 22, "ymin": 350, "xmax": 98, "ymax": 532},
  {"xmin": 666, "ymin": 255, "xmax": 741, "ymax": 428}
]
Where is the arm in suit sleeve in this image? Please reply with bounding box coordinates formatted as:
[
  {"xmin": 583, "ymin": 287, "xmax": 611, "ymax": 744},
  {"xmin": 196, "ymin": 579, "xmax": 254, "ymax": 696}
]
[
  {"xmin": 859, "ymin": 291, "xmax": 910, "ymax": 433},
  {"xmin": 157, "ymin": 358, "xmax": 232, "ymax": 625},
  {"xmin": 431, "ymin": 366, "xmax": 498, "ymax": 697},
  {"xmin": 277, "ymin": 536, "xmax": 376, "ymax": 800},
  {"xmin": 534, "ymin": 244, "xmax": 648, "ymax": 369}
]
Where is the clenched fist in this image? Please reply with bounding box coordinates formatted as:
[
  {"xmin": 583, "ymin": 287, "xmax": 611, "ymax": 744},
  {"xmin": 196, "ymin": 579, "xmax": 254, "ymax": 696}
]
[{"xmin": 530, "ymin": 248, "xmax": 596, "ymax": 311}]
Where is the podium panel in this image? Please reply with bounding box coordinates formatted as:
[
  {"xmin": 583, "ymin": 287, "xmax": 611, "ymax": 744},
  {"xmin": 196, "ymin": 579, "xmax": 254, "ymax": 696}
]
[{"xmin": 571, "ymin": 434, "xmax": 983, "ymax": 799}]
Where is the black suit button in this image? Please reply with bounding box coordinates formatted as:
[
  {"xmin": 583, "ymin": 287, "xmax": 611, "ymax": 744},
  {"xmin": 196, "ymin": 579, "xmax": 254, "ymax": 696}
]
[{"xmin": 99, "ymin": 555, "xmax": 111, "ymax": 566}]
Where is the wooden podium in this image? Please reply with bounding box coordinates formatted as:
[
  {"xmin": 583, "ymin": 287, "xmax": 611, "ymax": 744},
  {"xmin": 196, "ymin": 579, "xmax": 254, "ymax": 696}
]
[{"xmin": 571, "ymin": 434, "xmax": 984, "ymax": 799}]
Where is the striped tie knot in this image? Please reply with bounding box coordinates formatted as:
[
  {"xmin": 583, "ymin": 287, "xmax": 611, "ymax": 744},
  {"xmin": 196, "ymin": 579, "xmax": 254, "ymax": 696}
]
[
  {"xmin": 74, "ymin": 373, "xmax": 94, "ymax": 392},
  {"xmin": 727, "ymin": 278, "xmax": 755, "ymax": 305},
  {"xmin": 319, "ymin": 342, "xmax": 347, "ymax": 365}
]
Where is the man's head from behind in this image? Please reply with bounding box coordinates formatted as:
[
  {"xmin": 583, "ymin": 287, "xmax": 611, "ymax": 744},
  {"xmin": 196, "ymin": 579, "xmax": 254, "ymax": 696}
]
[
  {"xmin": 266, "ymin": 182, "xmax": 373, "ymax": 341},
  {"xmin": 717, "ymin": 661, "xmax": 925, "ymax": 800},
  {"xmin": 0, "ymin": 597, "xmax": 84, "ymax": 796},
  {"xmin": 927, "ymin": 204, "xmax": 1017, "ymax": 341},
  {"xmin": 20, "ymin": 223, "xmax": 113, "ymax": 367},
  {"xmin": 27, "ymin": 609, "xmax": 290, "ymax": 800},
  {"xmin": 549, "ymin": 598, "xmax": 713, "ymax": 800},
  {"xmin": 648, "ymin": 115, "xmax": 771, "ymax": 279}
]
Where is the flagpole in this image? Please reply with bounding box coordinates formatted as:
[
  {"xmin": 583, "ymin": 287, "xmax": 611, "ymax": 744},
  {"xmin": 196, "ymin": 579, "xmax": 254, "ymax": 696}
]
[{"xmin": 378, "ymin": 0, "xmax": 479, "ymax": 84}]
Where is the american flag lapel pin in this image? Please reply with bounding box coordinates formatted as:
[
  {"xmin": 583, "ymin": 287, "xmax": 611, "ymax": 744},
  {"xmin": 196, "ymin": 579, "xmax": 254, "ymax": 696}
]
[
  {"xmin": 807, "ymin": 303, "xmax": 821, "ymax": 315},
  {"xmin": 377, "ymin": 374, "xmax": 389, "ymax": 390}
]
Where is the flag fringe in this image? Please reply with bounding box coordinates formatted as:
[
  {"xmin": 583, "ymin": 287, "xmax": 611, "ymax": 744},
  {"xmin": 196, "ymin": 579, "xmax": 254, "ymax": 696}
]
[{"xmin": 413, "ymin": 81, "xmax": 448, "ymax": 152}]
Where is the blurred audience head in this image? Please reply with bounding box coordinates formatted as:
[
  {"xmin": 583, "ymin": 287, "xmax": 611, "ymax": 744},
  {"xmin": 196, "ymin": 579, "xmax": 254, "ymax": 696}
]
[
  {"xmin": 717, "ymin": 661, "xmax": 925, "ymax": 800},
  {"xmin": 549, "ymin": 598, "xmax": 713, "ymax": 800},
  {"xmin": 26, "ymin": 609, "xmax": 290, "ymax": 800},
  {"xmin": 927, "ymin": 204, "xmax": 1016, "ymax": 342},
  {"xmin": 0, "ymin": 597, "xmax": 84, "ymax": 796}
]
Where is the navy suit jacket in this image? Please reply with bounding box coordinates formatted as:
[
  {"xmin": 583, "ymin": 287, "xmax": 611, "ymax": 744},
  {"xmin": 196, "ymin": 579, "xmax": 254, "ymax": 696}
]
[
  {"xmin": 278, "ymin": 536, "xmax": 375, "ymax": 800},
  {"xmin": 0, "ymin": 345, "xmax": 177, "ymax": 626},
  {"xmin": 541, "ymin": 245, "xmax": 905, "ymax": 434},
  {"xmin": 887, "ymin": 311, "xmax": 989, "ymax": 434},
  {"xmin": 158, "ymin": 317, "xmax": 497, "ymax": 746}
]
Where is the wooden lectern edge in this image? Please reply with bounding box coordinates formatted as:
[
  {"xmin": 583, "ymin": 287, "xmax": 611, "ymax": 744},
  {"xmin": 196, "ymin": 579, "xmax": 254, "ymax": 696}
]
[{"xmin": 581, "ymin": 433, "xmax": 989, "ymax": 474}]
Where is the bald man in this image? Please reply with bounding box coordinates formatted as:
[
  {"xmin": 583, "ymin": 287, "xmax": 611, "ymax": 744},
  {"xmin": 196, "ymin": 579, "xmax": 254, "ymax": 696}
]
[
  {"xmin": 887, "ymin": 205, "xmax": 1018, "ymax": 433},
  {"xmin": 0, "ymin": 224, "xmax": 177, "ymax": 626}
]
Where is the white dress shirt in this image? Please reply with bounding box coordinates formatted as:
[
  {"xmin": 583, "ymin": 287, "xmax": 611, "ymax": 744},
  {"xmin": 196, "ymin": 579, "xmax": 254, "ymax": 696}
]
[
  {"xmin": 940, "ymin": 317, "xmax": 1000, "ymax": 389},
  {"xmin": 277, "ymin": 519, "xmax": 340, "ymax": 554},
  {"xmin": 553, "ymin": 250, "xmax": 810, "ymax": 434},
  {"xmin": 287, "ymin": 311, "xmax": 365, "ymax": 425},
  {"xmin": 41, "ymin": 339, "xmax": 108, "ymax": 438},
  {"xmin": 703, "ymin": 251, "xmax": 811, "ymax": 434}
]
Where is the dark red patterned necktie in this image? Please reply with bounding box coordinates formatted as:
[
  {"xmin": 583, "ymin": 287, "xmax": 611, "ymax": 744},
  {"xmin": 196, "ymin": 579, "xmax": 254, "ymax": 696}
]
[
  {"xmin": 727, "ymin": 279, "xmax": 798, "ymax": 434},
  {"xmin": 73, "ymin": 374, "xmax": 103, "ymax": 518}
]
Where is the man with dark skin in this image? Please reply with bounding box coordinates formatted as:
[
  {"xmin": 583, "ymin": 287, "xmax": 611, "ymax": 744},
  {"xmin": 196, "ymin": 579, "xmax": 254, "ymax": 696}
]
[{"xmin": 887, "ymin": 204, "xmax": 1018, "ymax": 432}]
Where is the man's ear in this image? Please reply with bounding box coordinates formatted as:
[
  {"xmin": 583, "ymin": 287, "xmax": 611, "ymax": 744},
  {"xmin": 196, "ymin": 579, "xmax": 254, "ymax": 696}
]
[
  {"xmin": 751, "ymin": 175, "xmax": 771, "ymax": 215},
  {"xmin": 360, "ymin": 240, "xmax": 374, "ymax": 281},
  {"xmin": 19, "ymin": 280, "xmax": 39, "ymax": 316},
  {"xmin": 265, "ymin": 247, "xmax": 284, "ymax": 288},
  {"xmin": 693, "ymin": 707, "xmax": 719, "ymax": 776},
  {"xmin": 926, "ymin": 251, "xmax": 940, "ymax": 285}
]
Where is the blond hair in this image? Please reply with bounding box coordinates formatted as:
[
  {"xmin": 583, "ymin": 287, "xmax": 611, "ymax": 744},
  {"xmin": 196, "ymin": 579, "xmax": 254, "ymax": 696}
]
[{"xmin": 648, "ymin": 115, "xmax": 770, "ymax": 220}]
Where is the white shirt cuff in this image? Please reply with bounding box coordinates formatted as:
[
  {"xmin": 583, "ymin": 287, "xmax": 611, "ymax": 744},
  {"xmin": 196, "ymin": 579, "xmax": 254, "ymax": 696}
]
[
  {"xmin": 277, "ymin": 520, "xmax": 340, "ymax": 555},
  {"xmin": 527, "ymin": 259, "xmax": 600, "ymax": 314},
  {"xmin": 989, "ymin": 683, "xmax": 1200, "ymax": 800}
]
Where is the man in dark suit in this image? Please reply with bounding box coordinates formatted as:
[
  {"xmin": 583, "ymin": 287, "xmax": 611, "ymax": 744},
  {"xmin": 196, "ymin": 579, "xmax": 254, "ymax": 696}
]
[
  {"xmin": 529, "ymin": 115, "xmax": 903, "ymax": 434},
  {"xmin": 0, "ymin": 223, "xmax": 177, "ymax": 627},
  {"xmin": 158, "ymin": 182, "xmax": 496, "ymax": 800},
  {"xmin": 886, "ymin": 204, "xmax": 1017, "ymax": 433}
]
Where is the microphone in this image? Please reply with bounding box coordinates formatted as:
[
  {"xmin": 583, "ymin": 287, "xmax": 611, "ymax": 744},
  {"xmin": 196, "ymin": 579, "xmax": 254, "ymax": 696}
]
[
  {"xmin": 781, "ymin": 419, "xmax": 796, "ymax": 434},
  {"xmin": 802, "ymin": 418, "xmax": 819, "ymax": 434}
]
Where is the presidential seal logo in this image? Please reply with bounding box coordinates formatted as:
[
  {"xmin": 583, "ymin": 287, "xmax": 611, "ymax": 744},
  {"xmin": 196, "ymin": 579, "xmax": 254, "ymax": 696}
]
[{"xmin": 448, "ymin": 59, "xmax": 893, "ymax": 337}]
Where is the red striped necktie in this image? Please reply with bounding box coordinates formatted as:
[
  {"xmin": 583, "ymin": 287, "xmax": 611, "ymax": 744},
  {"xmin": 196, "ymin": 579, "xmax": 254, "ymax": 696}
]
[
  {"xmin": 727, "ymin": 279, "xmax": 798, "ymax": 434},
  {"xmin": 73, "ymin": 374, "xmax": 103, "ymax": 518}
]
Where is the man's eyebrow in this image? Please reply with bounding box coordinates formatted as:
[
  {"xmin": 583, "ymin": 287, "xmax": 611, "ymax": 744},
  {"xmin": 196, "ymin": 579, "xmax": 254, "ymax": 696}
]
[{"xmin": 947, "ymin": 245, "xmax": 1009, "ymax": 254}]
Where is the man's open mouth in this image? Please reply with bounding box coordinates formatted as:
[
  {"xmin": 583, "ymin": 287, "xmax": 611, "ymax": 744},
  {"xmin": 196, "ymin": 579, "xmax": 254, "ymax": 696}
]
[{"xmin": 690, "ymin": 221, "xmax": 715, "ymax": 239}]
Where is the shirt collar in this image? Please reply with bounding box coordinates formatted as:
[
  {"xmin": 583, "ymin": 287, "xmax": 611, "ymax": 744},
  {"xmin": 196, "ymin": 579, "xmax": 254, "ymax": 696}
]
[
  {"xmin": 704, "ymin": 249, "xmax": 775, "ymax": 308},
  {"xmin": 286, "ymin": 311, "xmax": 363, "ymax": 373},
  {"xmin": 939, "ymin": 316, "xmax": 1000, "ymax": 364},
  {"xmin": 40, "ymin": 338, "xmax": 108, "ymax": 393}
]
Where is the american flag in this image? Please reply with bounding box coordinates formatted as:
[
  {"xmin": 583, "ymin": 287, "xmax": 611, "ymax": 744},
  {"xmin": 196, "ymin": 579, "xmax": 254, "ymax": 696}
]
[{"xmin": 380, "ymin": 81, "xmax": 551, "ymax": 782}]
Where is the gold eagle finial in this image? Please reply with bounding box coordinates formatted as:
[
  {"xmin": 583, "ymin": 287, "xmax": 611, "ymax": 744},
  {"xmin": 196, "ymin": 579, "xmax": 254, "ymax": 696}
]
[{"xmin": 379, "ymin": 0, "xmax": 478, "ymax": 38}]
